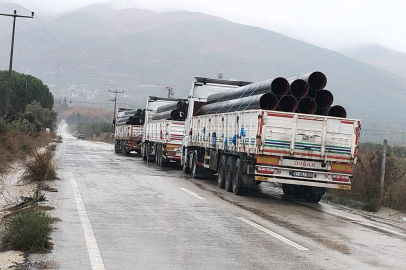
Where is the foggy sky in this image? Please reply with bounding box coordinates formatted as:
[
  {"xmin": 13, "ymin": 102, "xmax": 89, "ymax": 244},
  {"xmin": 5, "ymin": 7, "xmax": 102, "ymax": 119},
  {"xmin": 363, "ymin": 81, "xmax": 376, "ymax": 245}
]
[{"xmin": 2, "ymin": 0, "xmax": 406, "ymax": 54}]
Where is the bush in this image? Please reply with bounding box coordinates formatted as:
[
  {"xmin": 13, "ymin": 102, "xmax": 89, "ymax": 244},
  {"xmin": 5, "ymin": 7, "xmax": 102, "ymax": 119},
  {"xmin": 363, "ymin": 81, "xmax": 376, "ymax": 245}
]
[
  {"xmin": 22, "ymin": 150, "xmax": 57, "ymax": 183},
  {"xmin": 0, "ymin": 207, "xmax": 58, "ymax": 252}
]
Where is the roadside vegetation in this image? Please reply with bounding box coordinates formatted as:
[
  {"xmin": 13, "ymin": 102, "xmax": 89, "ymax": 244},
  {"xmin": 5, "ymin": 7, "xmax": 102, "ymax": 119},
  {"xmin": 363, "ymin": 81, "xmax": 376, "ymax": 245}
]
[
  {"xmin": 0, "ymin": 70, "xmax": 60, "ymax": 257},
  {"xmin": 324, "ymin": 142, "xmax": 406, "ymax": 212},
  {"xmin": 0, "ymin": 207, "xmax": 59, "ymax": 253}
]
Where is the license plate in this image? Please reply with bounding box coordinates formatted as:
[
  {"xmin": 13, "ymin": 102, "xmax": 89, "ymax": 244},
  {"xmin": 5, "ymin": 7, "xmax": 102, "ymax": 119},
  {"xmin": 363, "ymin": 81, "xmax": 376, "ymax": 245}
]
[
  {"xmin": 337, "ymin": 184, "xmax": 351, "ymax": 190},
  {"xmin": 290, "ymin": 171, "xmax": 313, "ymax": 178},
  {"xmin": 255, "ymin": 176, "xmax": 268, "ymax": 181}
]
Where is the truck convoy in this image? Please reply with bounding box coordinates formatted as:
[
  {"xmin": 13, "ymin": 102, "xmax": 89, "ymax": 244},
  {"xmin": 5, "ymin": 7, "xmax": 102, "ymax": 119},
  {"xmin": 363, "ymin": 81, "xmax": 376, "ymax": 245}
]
[
  {"xmin": 114, "ymin": 71, "xmax": 360, "ymax": 203},
  {"xmin": 114, "ymin": 109, "xmax": 144, "ymax": 155},
  {"xmin": 141, "ymin": 96, "xmax": 187, "ymax": 166}
]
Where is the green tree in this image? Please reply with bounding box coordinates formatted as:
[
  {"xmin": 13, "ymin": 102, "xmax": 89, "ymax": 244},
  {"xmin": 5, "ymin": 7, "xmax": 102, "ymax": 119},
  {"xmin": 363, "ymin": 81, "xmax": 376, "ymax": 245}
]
[
  {"xmin": 0, "ymin": 70, "xmax": 54, "ymax": 115},
  {"xmin": 22, "ymin": 101, "xmax": 57, "ymax": 131}
]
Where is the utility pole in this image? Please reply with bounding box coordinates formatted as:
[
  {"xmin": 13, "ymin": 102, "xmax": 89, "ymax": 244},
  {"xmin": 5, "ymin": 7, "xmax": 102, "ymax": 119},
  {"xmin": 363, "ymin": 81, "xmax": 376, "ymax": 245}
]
[
  {"xmin": 0, "ymin": 10, "xmax": 34, "ymax": 116},
  {"xmin": 109, "ymin": 89, "xmax": 124, "ymax": 130}
]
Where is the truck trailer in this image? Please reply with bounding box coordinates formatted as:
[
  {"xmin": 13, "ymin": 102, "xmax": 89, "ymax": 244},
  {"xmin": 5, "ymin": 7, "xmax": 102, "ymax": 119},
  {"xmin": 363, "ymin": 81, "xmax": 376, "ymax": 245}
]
[
  {"xmin": 181, "ymin": 75, "xmax": 360, "ymax": 202},
  {"xmin": 114, "ymin": 109, "xmax": 144, "ymax": 155},
  {"xmin": 141, "ymin": 96, "xmax": 188, "ymax": 166}
]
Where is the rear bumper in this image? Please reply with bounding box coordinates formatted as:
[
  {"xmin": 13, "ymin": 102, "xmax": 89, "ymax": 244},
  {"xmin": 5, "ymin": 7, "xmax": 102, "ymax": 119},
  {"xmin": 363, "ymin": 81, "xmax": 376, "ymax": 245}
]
[{"xmin": 254, "ymin": 165, "xmax": 351, "ymax": 190}]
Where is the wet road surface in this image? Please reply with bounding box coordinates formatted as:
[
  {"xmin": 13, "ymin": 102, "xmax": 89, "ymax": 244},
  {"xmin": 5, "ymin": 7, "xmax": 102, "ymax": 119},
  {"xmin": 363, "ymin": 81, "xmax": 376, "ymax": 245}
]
[{"xmin": 40, "ymin": 124, "xmax": 406, "ymax": 269}]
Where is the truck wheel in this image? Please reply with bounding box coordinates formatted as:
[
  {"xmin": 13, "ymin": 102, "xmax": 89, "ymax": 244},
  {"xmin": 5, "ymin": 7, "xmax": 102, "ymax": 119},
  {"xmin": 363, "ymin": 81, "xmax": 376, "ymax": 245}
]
[
  {"xmin": 146, "ymin": 144, "xmax": 151, "ymax": 163},
  {"xmin": 114, "ymin": 141, "xmax": 120, "ymax": 153},
  {"xmin": 232, "ymin": 158, "xmax": 244, "ymax": 195},
  {"xmin": 121, "ymin": 142, "xmax": 126, "ymax": 156},
  {"xmin": 191, "ymin": 151, "xmax": 199, "ymax": 179},
  {"xmin": 304, "ymin": 187, "xmax": 325, "ymax": 203},
  {"xmin": 155, "ymin": 144, "xmax": 162, "ymax": 167},
  {"xmin": 142, "ymin": 144, "xmax": 147, "ymax": 160},
  {"xmin": 155, "ymin": 144, "xmax": 159, "ymax": 166},
  {"xmin": 282, "ymin": 184, "xmax": 295, "ymax": 196},
  {"xmin": 225, "ymin": 156, "xmax": 236, "ymax": 192},
  {"xmin": 217, "ymin": 155, "xmax": 227, "ymax": 189},
  {"xmin": 306, "ymin": 193, "xmax": 323, "ymax": 203},
  {"xmin": 159, "ymin": 145, "xmax": 165, "ymax": 167},
  {"xmin": 183, "ymin": 161, "xmax": 191, "ymax": 174}
]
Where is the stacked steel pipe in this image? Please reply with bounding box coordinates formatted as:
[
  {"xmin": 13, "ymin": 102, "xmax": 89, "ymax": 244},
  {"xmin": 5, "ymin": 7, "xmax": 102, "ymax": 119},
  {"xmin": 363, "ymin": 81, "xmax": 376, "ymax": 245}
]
[
  {"xmin": 196, "ymin": 71, "xmax": 347, "ymax": 118},
  {"xmin": 152, "ymin": 100, "xmax": 188, "ymax": 120},
  {"xmin": 116, "ymin": 109, "xmax": 145, "ymax": 126}
]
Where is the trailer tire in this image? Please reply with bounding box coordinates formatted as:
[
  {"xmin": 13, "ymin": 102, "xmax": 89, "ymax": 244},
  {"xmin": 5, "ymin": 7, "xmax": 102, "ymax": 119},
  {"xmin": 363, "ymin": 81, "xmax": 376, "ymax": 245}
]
[
  {"xmin": 121, "ymin": 142, "xmax": 126, "ymax": 156},
  {"xmin": 282, "ymin": 184, "xmax": 295, "ymax": 196},
  {"xmin": 225, "ymin": 156, "xmax": 236, "ymax": 192},
  {"xmin": 217, "ymin": 155, "xmax": 227, "ymax": 189},
  {"xmin": 158, "ymin": 144, "xmax": 165, "ymax": 167},
  {"xmin": 159, "ymin": 145, "xmax": 166, "ymax": 167},
  {"xmin": 142, "ymin": 144, "xmax": 147, "ymax": 161},
  {"xmin": 304, "ymin": 187, "xmax": 325, "ymax": 203},
  {"xmin": 232, "ymin": 158, "xmax": 244, "ymax": 195},
  {"xmin": 306, "ymin": 193, "xmax": 323, "ymax": 203},
  {"xmin": 191, "ymin": 151, "xmax": 199, "ymax": 179},
  {"xmin": 155, "ymin": 144, "xmax": 159, "ymax": 166},
  {"xmin": 183, "ymin": 162, "xmax": 191, "ymax": 174},
  {"xmin": 114, "ymin": 141, "xmax": 120, "ymax": 153},
  {"xmin": 146, "ymin": 143, "xmax": 152, "ymax": 163}
]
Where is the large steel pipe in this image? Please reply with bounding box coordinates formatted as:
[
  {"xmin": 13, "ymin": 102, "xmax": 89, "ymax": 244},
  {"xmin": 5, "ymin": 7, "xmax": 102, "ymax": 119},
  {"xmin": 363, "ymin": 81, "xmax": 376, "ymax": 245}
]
[
  {"xmin": 117, "ymin": 117, "xmax": 130, "ymax": 123},
  {"xmin": 206, "ymin": 77, "xmax": 289, "ymax": 104},
  {"xmin": 327, "ymin": 105, "xmax": 347, "ymax": 118},
  {"xmin": 124, "ymin": 109, "xmax": 144, "ymax": 115},
  {"xmin": 197, "ymin": 93, "xmax": 278, "ymax": 115},
  {"xmin": 314, "ymin": 89, "xmax": 334, "ymax": 109},
  {"xmin": 156, "ymin": 100, "xmax": 187, "ymax": 113},
  {"xmin": 152, "ymin": 110, "xmax": 183, "ymax": 120},
  {"xmin": 297, "ymin": 97, "xmax": 317, "ymax": 114},
  {"xmin": 129, "ymin": 116, "xmax": 144, "ymax": 125},
  {"xmin": 289, "ymin": 71, "xmax": 327, "ymax": 92},
  {"xmin": 278, "ymin": 95, "xmax": 298, "ymax": 112},
  {"xmin": 289, "ymin": 79, "xmax": 309, "ymax": 98}
]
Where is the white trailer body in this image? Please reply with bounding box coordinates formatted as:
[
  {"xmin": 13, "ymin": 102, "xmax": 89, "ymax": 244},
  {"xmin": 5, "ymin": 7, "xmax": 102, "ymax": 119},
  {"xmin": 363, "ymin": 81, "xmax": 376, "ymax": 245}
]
[
  {"xmin": 181, "ymin": 77, "xmax": 360, "ymax": 202},
  {"xmin": 189, "ymin": 110, "xmax": 360, "ymax": 190},
  {"xmin": 142, "ymin": 96, "xmax": 186, "ymax": 165},
  {"xmin": 114, "ymin": 124, "xmax": 143, "ymax": 155}
]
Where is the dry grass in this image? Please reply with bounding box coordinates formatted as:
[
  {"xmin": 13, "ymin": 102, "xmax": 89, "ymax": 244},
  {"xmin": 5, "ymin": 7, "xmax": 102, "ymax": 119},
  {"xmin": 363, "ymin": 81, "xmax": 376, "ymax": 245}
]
[
  {"xmin": 0, "ymin": 130, "xmax": 55, "ymax": 175},
  {"xmin": 329, "ymin": 146, "xmax": 406, "ymax": 212},
  {"xmin": 21, "ymin": 150, "xmax": 57, "ymax": 183},
  {"xmin": 0, "ymin": 206, "xmax": 59, "ymax": 253}
]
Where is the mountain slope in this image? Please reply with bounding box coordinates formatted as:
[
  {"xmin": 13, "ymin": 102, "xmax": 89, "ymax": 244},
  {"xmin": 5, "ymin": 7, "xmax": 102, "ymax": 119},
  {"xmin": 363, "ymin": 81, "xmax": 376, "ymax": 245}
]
[{"xmin": 339, "ymin": 43, "xmax": 406, "ymax": 80}]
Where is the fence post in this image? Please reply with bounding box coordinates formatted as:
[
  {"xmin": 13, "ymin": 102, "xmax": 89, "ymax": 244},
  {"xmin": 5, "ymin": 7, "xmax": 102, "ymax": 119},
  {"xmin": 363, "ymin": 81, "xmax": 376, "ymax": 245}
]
[{"xmin": 380, "ymin": 139, "xmax": 387, "ymax": 198}]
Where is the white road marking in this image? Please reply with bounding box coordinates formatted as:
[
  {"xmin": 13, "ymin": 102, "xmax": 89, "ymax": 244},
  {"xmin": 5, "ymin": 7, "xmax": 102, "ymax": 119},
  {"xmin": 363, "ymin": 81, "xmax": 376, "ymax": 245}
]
[
  {"xmin": 69, "ymin": 173, "xmax": 105, "ymax": 270},
  {"xmin": 180, "ymin": 188, "xmax": 205, "ymax": 200},
  {"xmin": 237, "ymin": 217, "xmax": 309, "ymax": 251}
]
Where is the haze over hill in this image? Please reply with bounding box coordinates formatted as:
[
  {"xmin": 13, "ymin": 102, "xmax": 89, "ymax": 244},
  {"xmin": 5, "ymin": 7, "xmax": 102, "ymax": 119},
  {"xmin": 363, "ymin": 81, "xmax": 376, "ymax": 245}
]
[
  {"xmin": 339, "ymin": 44, "xmax": 406, "ymax": 80},
  {"xmin": 1, "ymin": 3, "xmax": 405, "ymax": 143}
]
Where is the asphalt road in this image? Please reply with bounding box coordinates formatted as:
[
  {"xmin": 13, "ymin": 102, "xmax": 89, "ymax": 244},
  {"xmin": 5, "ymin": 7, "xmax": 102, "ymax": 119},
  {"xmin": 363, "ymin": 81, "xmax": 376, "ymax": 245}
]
[{"xmin": 37, "ymin": 123, "xmax": 406, "ymax": 269}]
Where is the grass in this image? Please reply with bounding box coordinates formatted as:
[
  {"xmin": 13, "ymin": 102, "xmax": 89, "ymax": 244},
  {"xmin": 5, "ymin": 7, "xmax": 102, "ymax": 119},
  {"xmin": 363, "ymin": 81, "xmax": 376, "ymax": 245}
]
[
  {"xmin": 0, "ymin": 207, "xmax": 59, "ymax": 253},
  {"xmin": 322, "ymin": 193, "xmax": 364, "ymax": 209},
  {"xmin": 21, "ymin": 149, "xmax": 57, "ymax": 183}
]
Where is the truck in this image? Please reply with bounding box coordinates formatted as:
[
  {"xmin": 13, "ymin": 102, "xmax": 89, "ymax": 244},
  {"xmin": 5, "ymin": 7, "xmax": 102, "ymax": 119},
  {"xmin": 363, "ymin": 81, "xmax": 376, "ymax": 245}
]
[
  {"xmin": 181, "ymin": 75, "xmax": 361, "ymax": 203},
  {"xmin": 141, "ymin": 96, "xmax": 187, "ymax": 166},
  {"xmin": 114, "ymin": 109, "xmax": 144, "ymax": 155}
]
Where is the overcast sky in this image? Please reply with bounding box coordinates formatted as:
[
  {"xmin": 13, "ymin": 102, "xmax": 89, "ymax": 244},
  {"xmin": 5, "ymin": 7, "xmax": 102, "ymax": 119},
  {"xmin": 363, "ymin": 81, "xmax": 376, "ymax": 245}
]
[{"xmin": 2, "ymin": 0, "xmax": 406, "ymax": 54}]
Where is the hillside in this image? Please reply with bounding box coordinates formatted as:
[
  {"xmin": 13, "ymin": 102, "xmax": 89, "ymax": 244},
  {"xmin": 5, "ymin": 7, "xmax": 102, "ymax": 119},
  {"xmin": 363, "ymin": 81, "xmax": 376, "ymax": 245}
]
[
  {"xmin": 1, "ymin": 3, "xmax": 406, "ymax": 143},
  {"xmin": 339, "ymin": 43, "xmax": 406, "ymax": 80}
]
